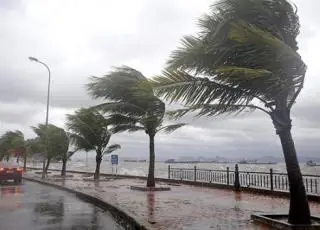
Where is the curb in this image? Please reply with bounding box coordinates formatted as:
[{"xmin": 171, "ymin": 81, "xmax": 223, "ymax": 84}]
[{"xmin": 23, "ymin": 176, "xmax": 153, "ymax": 230}]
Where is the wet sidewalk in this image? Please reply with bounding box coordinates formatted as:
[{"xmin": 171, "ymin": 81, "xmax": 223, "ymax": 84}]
[{"xmin": 26, "ymin": 172, "xmax": 320, "ymax": 230}]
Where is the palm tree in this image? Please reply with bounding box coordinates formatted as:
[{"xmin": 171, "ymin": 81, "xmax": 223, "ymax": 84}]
[
  {"xmin": 47, "ymin": 131, "xmax": 77, "ymax": 177},
  {"xmin": 32, "ymin": 124, "xmax": 70, "ymax": 175},
  {"xmin": 66, "ymin": 108, "xmax": 121, "ymax": 180},
  {"xmin": 0, "ymin": 130, "xmax": 25, "ymax": 163},
  {"xmin": 152, "ymin": 0, "xmax": 310, "ymax": 224},
  {"xmin": 87, "ymin": 66, "xmax": 186, "ymax": 187},
  {"xmin": 24, "ymin": 137, "xmax": 43, "ymax": 171},
  {"xmin": 0, "ymin": 131, "xmax": 43, "ymax": 171}
]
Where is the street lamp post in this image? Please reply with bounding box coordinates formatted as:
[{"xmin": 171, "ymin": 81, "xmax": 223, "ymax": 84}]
[{"xmin": 29, "ymin": 57, "xmax": 51, "ymax": 179}]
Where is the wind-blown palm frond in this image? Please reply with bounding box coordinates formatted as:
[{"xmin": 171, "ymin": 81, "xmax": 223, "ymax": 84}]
[
  {"xmin": 93, "ymin": 102, "xmax": 146, "ymax": 117},
  {"xmin": 68, "ymin": 133, "xmax": 95, "ymax": 151},
  {"xmin": 87, "ymin": 66, "xmax": 153, "ymax": 103},
  {"xmin": 156, "ymin": 123, "xmax": 187, "ymax": 134},
  {"xmin": 166, "ymin": 103, "xmax": 263, "ymax": 120},
  {"xmin": 108, "ymin": 114, "xmax": 139, "ymax": 125},
  {"xmin": 67, "ymin": 150, "xmax": 78, "ymax": 159},
  {"xmin": 111, "ymin": 125, "xmax": 145, "ymax": 134},
  {"xmin": 153, "ymin": 0, "xmax": 304, "ymax": 116},
  {"xmin": 103, "ymin": 144, "xmax": 121, "ymax": 155},
  {"xmin": 153, "ymin": 69, "xmax": 254, "ymax": 106}
]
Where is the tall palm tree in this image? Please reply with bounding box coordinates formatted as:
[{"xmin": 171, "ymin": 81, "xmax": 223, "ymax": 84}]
[
  {"xmin": 66, "ymin": 108, "xmax": 121, "ymax": 180},
  {"xmin": 152, "ymin": 0, "xmax": 310, "ymax": 224},
  {"xmin": 32, "ymin": 124, "xmax": 70, "ymax": 175},
  {"xmin": 87, "ymin": 66, "xmax": 186, "ymax": 187}
]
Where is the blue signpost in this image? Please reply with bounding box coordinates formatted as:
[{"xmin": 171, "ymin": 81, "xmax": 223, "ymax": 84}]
[
  {"xmin": 111, "ymin": 155, "xmax": 118, "ymax": 165},
  {"xmin": 111, "ymin": 154, "xmax": 118, "ymax": 176}
]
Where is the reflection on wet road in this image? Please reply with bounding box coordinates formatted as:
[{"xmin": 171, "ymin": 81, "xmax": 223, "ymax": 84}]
[{"xmin": 0, "ymin": 181, "xmax": 125, "ymax": 230}]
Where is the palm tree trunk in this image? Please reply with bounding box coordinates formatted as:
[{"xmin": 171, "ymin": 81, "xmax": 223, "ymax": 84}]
[
  {"xmin": 278, "ymin": 129, "xmax": 311, "ymax": 224},
  {"xmin": 61, "ymin": 159, "xmax": 67, "ymax": 177},
  {"xmin": 271, "ymin": 107, "xmax": 311, "ymax": 224},
  {"xmin": 23, "ymin": 153, "xmax": 27, "ymax": 172},
  {"xmin": 147, "ymin": 134, "xmax": 155, "ymax": 187},
  {"xmin": 94, "ymin": 151, "xmax": 102, "ymax": 180},
  {"xmin": 44, "ymin": 158, "xmax": 51, "ymax": 174}
]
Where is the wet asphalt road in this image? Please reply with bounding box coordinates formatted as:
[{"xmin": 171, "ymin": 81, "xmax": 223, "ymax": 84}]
[{"xmin": 0, "ymin": 181, "xmax": 125, "ymax": 230}]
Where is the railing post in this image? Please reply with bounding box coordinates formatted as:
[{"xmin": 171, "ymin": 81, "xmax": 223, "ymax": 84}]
[
  {"xmin": 270, "ymin": 168, "xmax": 274, "ymax": 191},
  {"xmin": 227, "ymin": 167, "xmax": 230, "ymax": 185},
  {"xmin": 168, "ymin": 165, "xmax": 171, "ymax": 179},
  {"xmin": 194, "ymin": 165, "xmax": 197, "ymax": 182},
  {"xmin": 234, "ymin": 164, "xmax": 240, "ymax": 191}
]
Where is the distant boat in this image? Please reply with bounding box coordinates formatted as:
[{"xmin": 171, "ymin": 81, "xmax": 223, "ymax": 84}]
[
  {"xmin": 164, "ymin": 159, "xmax": 229, "ymax": 164},
  {"xmin": 165, "ymin": 159, "xmax": 202, "ymax": 164},
  {"xmin": 238, "ymin": 159, "xmax": 277, "ymax": 165},
  {"xmin": 124, "ymin": 159, "xmax": 147, "ymax": 163},
  {"xmin": 306, "ymin": 160, "xmax": 318, "ymax": 167}
]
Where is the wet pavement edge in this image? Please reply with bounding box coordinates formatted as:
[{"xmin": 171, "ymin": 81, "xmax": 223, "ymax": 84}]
[{"xmin": 23, "ymin": 176, "xmax": 153, "ymax": 230}]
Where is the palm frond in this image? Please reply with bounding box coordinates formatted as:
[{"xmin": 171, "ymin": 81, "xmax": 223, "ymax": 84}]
[
  {"xmin": 157, "ymin": 123, "xmax": 187, "ymax": 134},
  {"xmin": 68, "ymin": 133, "xmax": 95, "ymax": 152},
  {"xmin": 67, "ymin": 149, "xmax": 79, "ymax": 159},
  {"xmin": 87, "ymin": 66, "xmax": 153, "ymax": 103},
  {"xmin": 103, "ymin": 144, "xmax": 121, "ymax": 155},
  {"xmin": 92, "ymin": 102, "xmax": 146, "ymax": 117},
  {"xmin": 152, "ymin": 69, "xmax": 253, "ymax": 106},
  {"xmin": 166, "ymin": 103, "xmax": 267, "ymax": 120},
  {"xmin": 107, "ymin": 114, "xmax": 139, "ymax": 125},
  {"xmin": 110, "ymin": 125, "xmax": 145, "ymax": 134}
]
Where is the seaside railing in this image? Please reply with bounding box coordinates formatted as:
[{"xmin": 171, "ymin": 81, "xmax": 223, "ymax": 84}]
[{"xmin": 168, "ymin": 165, "xmax": 320, "ymax": 195}]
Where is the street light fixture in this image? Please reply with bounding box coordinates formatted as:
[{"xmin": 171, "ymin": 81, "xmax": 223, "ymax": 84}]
[{"xmin": 28, "ymin": 56, "xmax": 51, "ymax": 179}]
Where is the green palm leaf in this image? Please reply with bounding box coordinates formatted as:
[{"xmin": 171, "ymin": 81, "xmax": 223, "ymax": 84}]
[
  {"xmin": 103, "ymin": 144, "xmax": 121, "ymax": 155},
  {"xmin": 111, "ymin": 125, "xmax": 145, "ymax": 134},
  {"xmin": 157, "ymin": 123, "xmax": 187, "ymax": 134}
]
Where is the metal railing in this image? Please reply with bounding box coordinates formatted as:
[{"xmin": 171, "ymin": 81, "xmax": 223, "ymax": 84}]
[{"xmin": 168, "ymin": 165, "xmax": 320, "ymax": 195}]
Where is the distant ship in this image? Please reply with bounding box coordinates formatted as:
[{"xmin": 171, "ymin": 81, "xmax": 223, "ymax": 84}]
[
  {"xmin": 237, "ymin": 159, "xmax": 277, "ymax": 165},
  {"xmin": 306, "ymin": 160, "xmax": 318, "ymax": 167},
  {"xmin": 124, "ymin": 159, "xmax": 147, "ymax": 163},
  {"xmin": 164, "ymin": 159, "xmax": 229, "ymax": 164}
]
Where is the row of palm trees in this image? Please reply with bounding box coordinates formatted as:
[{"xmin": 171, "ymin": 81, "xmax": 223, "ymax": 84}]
[
  {"xmin": 0, "ymin": 109, "xmax": 121, "ymax": 179},
  {"xmin": 0, "ymin": 0, "xmax": 310, "ymax": 225}
]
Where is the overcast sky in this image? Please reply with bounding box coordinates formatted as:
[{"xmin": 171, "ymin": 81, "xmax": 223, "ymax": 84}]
[{"xmin": 0, "ymin": 0, "xmax": 319, "ymax": 160}]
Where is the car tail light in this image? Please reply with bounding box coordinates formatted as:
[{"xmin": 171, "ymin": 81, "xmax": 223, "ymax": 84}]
[
  {"xmin": 0, "ymin": 168, "xmax": 4, "ymax": 171},
  {"xmin": 16, "ymin": 168, "xmax": 23, "ymax": 172}
]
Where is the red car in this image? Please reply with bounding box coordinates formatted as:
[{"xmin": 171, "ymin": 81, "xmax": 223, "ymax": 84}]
[{"xmin": 0, "ymin": 162, "xmax": 23, "ymax": 184}]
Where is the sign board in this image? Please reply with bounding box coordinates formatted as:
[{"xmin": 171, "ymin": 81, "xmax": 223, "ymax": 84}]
[{"xmin": 111, "ymin": 155, "xmax": 118, "ymax": 165}]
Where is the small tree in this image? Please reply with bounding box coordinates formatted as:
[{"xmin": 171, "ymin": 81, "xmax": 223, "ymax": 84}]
[
  {"xmin": 152, "ymin": 0, "xmax": 310, "ymax": 224},
  {"xmin": 87, "ymin": 66, "xmax": 186, "ymax": 187},
  {"xmin": 0, "ymin": 131, "xmax": 43, "ymax": 171},
  {"xmin": 32, "ymin": 124, "xmax": 69, "ymax": 175},
  {"xmin": 66, "ymin": 108, "xmax": 121, "ymax": 180},
  {"xmin": 24, "ymin": 138, "xmax": 43, "ymax": 171},
  {"xmin": 0, "ymin": 131, "xmax": 25, "ymax": 163}
]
